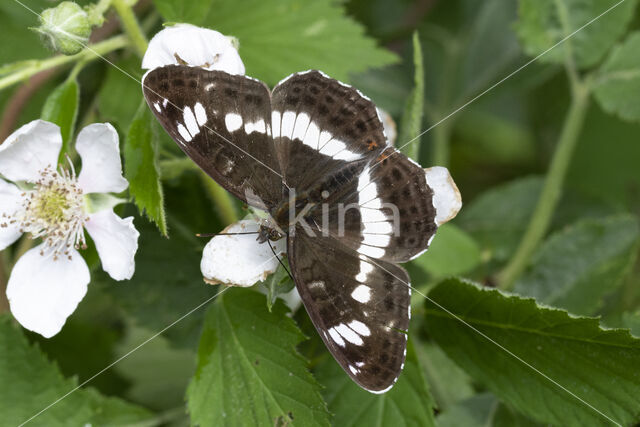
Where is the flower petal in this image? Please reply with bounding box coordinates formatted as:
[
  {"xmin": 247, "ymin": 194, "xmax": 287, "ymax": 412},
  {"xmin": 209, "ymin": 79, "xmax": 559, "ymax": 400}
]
[
  {"xmin": 76, "ymin": 123, "xmax": 129, "ymax": 194},
  {"xmin": 85, "ymin": 210, "xmax": 139, "ymax": 281},
  {"xmin": 6, "ymin": 243, "xmax": 89, "ymax": 338},
  {"xmin": 0, "ymin": 180, "xmax": 23, "ymax": 250},
  {"xmin": 425, "ymin": 166, "xmax": 462, "ymax": 226},
  {"xmin": 0, "ymin": 120, "xmax": 62, "ymax": 182},
  {"xmin": 201, "ymin": 219, "xmax": 286, "ymax": 287},
  {"xmin": 142, "ymin": 24, "xmax": 245, "ymax": 75}
]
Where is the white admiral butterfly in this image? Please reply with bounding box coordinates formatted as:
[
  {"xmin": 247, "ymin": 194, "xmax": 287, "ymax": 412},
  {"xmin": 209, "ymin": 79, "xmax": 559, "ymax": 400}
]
[{"xmin": 143, "ymin": 67, "xmax": 458, "ymax": 393}]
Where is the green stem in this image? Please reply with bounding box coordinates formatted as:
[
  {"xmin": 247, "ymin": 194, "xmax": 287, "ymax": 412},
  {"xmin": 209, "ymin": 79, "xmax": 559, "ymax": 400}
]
[
  {"xmin": 0, "ymin": 252, "xmax": 9, "ymax": 313},
  {"xmin": 432, "ymin": 120, "xmax": 451, "ymax": 167},
  {"xmin": 0, "ymin": 35, "xmax": 128, "ymax": 92},
  {"xmin": 497, "ymin": 83, "xmax": 591, "ymax": 290},
  {"xmin": 112, "ymin": 0, "xmax": 148, "ymax": 56},
  {"xmin": 198, "ymin": 171, "xmax": 239, "ymax": 225}
]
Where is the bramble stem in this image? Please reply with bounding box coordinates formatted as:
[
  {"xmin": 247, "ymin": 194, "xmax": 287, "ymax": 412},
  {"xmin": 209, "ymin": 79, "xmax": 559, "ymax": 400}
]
[
  {"xmin": 432, "ymin": 120, "xmax": 451, "ymax": 167},
  {"xmin": 0, "ymin": 35, "xmax": 128, "ymax": 92},
  {"xmin": 497, "ymin": 83, "xmax": 590, "ymax": 290},
  {"xmin": 198, "ymin": 171, "xmax": 239, "ymax": 225},
  {"xmin": 112, "ymin": 0, "xmax": 148, "ymax": 56}
]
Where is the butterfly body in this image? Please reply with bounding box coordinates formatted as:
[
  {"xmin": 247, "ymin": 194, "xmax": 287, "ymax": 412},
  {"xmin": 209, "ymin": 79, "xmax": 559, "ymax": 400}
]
[{"xmin": 143, "ymin": 65, "xmax": 460, "ymax": 393}]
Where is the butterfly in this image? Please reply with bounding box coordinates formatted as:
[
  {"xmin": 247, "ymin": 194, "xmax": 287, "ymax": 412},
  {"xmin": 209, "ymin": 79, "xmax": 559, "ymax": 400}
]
[{"xmin": 143, "ymin": 66, "xmax": 457, "ymax": 393}]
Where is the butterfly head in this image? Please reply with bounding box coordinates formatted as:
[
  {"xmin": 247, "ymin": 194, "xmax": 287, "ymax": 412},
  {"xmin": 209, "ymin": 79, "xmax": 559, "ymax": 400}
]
[{"xmin": 256, "ymin": 222, "xmax": 285, "ymax": 244}]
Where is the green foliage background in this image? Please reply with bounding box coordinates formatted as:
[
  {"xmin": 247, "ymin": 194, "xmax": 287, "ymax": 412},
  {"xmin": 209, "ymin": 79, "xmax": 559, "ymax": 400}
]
[{"xmin": 1, "ymin": 0, "xmax": 640, "ymax": 425}]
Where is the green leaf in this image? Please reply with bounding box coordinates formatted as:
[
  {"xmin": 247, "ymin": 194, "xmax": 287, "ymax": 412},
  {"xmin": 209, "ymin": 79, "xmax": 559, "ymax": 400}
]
[
  {"xmin": 412, "ymin": 223, "xmax": 481, "ymax": 278},
  {"xmin": 203, "ymin": 0, "xmax": 397, "ymax": 85},
  {"xmin": 437, "ymin": 393, "xmax": 542, "ymax": 427},
  {"xmin": 153, "ymin": 0, "xmax": 212, "ymax": 25},
  {"xmin": 187, "ymin": 289, "xmax": 330, "ymax": 426},
  {"xmin": 399, "ymin": 32, "xmax": 424, "ymax": 159},
  {"xmin": 425, "ymin": 278, "xmax": 640, "ymax": 426},
  {"xmin": 514, "ymin": 215, "xmax": 640, "ymax": 315},
  {"xmin": 593, "ymin": 31, "xmax": 640, "ymax": 122},
  {"xmin": 97, "ymin": 56, "xmax": 143, "ymax": 130},
  {"xmin": 417, "ymin": 343, "xmax": 474, "ymax": 411},
  {"xmin": 0, "ymin": 315, "xmax": 151, "ymax": 426},
  {"xmin": 85, "ymin": 389, "xmax": 154, "ymax": 426},
  {"xmin": 41, "ymin": 77, "xmax": 79, "ymax": 157},
  {"xmin": 316, "ymin": 340, "xmax": 436, "ymax": 427},
  {"xmin": 515, "ymin": 0, "xmax": 638, "ymax": 69},
  {"xmin": 421, "ymin": 0, "xmax": 521, "ymax": 114},
  {"xmin": 258, "ymin": 263, "xmax": 294, "ymax": 312},
  {"xmin": 112, "ymin": 324, "xmax": 195, "ymax": 411},
  {"xmin": 106, "ymin": 216, "xmax": 218, "ymax": 348},
  {"xmin": 457, "ymin": 177, "xmax": 542, "ymax": 262},
  {"xmin": 436, "ymin": 393, "xmax": 495, "ymax": 427},
  {"xmin": 125, "ymin": 101, "xmax": 167, "ymax": 236}
]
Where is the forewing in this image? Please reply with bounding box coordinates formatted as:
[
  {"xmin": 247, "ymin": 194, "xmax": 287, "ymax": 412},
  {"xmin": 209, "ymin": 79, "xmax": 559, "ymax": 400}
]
[
  {"xmin": 271, "ymin": 70, "xmax": 386, "ymax": 199},
  {"xmin": 289, "ymin": 227, "xmax": 410, "ymax": 393},
  {"xmin": 143, "ymin": 65, "xmax": 282, "ymax": 209}
]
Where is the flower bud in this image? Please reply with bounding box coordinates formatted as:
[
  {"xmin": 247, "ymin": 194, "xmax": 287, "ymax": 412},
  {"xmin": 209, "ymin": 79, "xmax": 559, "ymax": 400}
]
[{"xmin": 35, "ymin": 2, "xmax": 91, "ymax": 55}]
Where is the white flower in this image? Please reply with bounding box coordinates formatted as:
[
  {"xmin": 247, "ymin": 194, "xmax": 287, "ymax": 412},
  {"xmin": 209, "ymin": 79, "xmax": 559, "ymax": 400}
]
[
  {"xmin": 201, "ymin": 219, "xmax": 285, "ymax": 287},
  {"xmin": 0, "ymin": 120, "xmax": 139, "ymax": 338},
  {"xmin": 142, "ymin": 23, "xmax": 245, "ymax": 75}
]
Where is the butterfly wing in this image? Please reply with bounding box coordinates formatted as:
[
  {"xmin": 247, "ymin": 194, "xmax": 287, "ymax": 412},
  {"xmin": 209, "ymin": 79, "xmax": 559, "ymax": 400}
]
[
  {"xmin": 143, "ymin": 65, "xmax": 282, "ymax": 209},
  {"xmin": 318, "ymin": 146, "xmax": 441, "ymax": 263},
  {"xmin": 271, "ymin": 70, "xmax": 386, "ymax": 198},
  {"xmin": 289, "ymin": 225, "xmax": 410, "ymax": 393}
]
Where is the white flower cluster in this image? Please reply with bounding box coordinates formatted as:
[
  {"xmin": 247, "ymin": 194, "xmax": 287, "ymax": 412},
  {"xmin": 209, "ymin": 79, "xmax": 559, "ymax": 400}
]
[{"xmin": 0, "ymin": 121, "xmax": 138, "ymax": 337}]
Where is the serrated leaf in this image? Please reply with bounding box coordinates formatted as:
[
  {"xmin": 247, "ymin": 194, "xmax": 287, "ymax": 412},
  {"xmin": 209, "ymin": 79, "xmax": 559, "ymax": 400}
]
[
  {"xmin": 399, "ymin": 32, "xmax": 424, "ymax": 159},
  {"xmin": 203, "ymin": 0, "xmax": 397, "ymax": 85},
  {"xmin": 316, "ymin": 340, "xmax": 435, "ymax": 427},
  {"xmin": 425, "ymin": 278, "xmax": 640, "ymax": 426},
  {"xmin": 41, "ymin": 77, "xmax": 79, "ymax": 157},
  {"xmin": 187, "ymin": 289, "xmax": 330, "ymax": 426},
  {"xmin": 412, "ymin": 223, "xmax": 481, "ymax": 278},
  {"xmin": 593, "ymin": 31, "xmax": 640, "ymax": 122},
  {"xmin": 515, "ymin": 0, "xmax": 637, "ymax": 69},
  {"xmin": 125, "ymin": 101, "xmax": 167, "ymax": 236},
  {"xmin": 153, "ymin": 0, "xmax": 212, "ymax": 25},
  {"xmin": 514, "ymin": 215, "xmax": 640, "ymax": 315},
  {"xmin": 0, "ymin": 315, "xmax": 151, "ymax": 426}
]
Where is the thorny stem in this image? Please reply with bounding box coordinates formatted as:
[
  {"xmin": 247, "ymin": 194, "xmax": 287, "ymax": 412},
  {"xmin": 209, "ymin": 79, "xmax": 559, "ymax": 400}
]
[
  {"xmin": 497, "ymin": 82, "xmax": 591, "ymax": 290},
  {"xmin": 111, "ymin": 0, "xmax": 148, "ymax": 57},
  {"xmin": 0, "ymin": 35, "xmax": 129, "ymax": 92}
]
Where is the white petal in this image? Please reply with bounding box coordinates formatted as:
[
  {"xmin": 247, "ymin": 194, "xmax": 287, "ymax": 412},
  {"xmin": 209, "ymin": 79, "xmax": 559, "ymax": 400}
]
[
  {"xmin": 85, "ymin": 210, "xmax": 139, "ymax": 281},
  {"xmin": 6, "ymin": 243, "xmax": 89, "ymax": 338},
  {"xmin": 76, "ymin": 123, "xmax": 129, "ymax": 194},
  {"xmin": 425, "ymin": 166, "xmax": 462, "ymax": 225},
  {"xmin": 0, "ymin": 120, "xmax": 62, "ymax": 182},
  {"xmin": 0, "ymin": 180, "xmax": 23, "ymax": 250},
  {"xmin": 142, "ymin": 24, "xmax": 245, "ymax": 75},
  {"xmin": 201, "ymin": 219, "xmax": 286, "ymax": 287}
]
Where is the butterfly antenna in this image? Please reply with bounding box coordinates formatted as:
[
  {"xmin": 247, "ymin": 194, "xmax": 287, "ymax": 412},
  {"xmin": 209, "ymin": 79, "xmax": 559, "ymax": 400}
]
[
  {"xmin": 266, "ymin": 239, "xmax": 294, "ymax": 282},
  {"xmin": 195, "ymin": 231, "xmax": 260, "ymax": 237}
]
